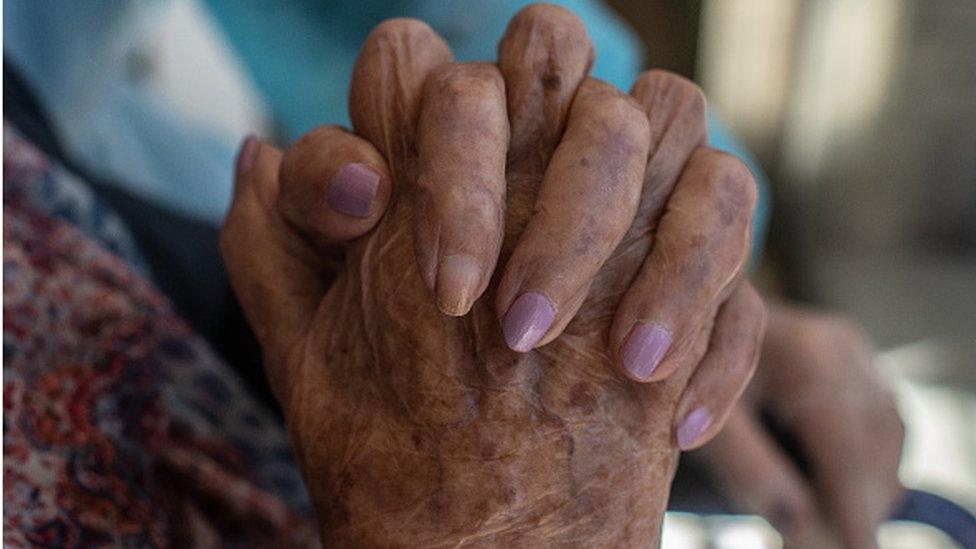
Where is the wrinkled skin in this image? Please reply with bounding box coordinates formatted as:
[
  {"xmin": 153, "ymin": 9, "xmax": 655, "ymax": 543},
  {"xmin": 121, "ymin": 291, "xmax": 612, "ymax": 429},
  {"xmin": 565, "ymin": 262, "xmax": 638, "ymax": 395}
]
[
  {"xmin": 299, "ymin": 23, "xmax": 684, "ymax": 547},
  {"xmin": 223, "ymin": 6, "xmax": 761, "ymax": 547}
]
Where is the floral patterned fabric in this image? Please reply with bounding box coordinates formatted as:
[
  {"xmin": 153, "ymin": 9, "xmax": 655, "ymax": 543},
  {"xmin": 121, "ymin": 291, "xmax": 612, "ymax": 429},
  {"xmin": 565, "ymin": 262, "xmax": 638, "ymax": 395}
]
[
  {"xmin": 3, "ymin": 126, "xmax": 316, "ymax": 547},
  {"xmin": 3, "ymin": 124, "xmax": 150, "ymax": 274}
]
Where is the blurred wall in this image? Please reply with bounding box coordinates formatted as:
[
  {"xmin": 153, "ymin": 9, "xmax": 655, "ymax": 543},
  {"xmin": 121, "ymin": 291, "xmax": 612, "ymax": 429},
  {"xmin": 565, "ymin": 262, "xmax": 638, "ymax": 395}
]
[
  {"xmin": 617, "ymin": 0, "xmax": 976, "ymax": 516},
  {"xmin": 603, "ymin": 0, "xmax": 702, "ymax": 78},
  {"xmin": 694, "ymin": 0, "xmax": 976, "ymax": 352}
]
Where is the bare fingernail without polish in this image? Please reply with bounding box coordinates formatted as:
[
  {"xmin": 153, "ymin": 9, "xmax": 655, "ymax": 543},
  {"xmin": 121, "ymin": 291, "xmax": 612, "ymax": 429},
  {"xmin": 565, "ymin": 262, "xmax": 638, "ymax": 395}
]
[
  {"xmin": 437, "ymin": 254, "xmax": 481, "ymax": 317},
  {"xmin": 503, "ymin": 292, "xmax": 555, "ymax": 352},
  {"xmin": 621, "ymin": 323, "xmax": 671, "ymax": 381},
  {"xmin": 327, "ymin": 163, "xmax": 379, "ymax": 218},
  {"xmin": 676, "ymin": 407, "xmax": 711, "ymax": 450}
]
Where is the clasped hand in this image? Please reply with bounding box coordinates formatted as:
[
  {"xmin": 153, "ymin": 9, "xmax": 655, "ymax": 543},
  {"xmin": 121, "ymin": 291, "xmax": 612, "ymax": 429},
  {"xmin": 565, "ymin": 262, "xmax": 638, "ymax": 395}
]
[{"xmin": 221, "ymin": 4, "xmax": 764, "ymax": 546}]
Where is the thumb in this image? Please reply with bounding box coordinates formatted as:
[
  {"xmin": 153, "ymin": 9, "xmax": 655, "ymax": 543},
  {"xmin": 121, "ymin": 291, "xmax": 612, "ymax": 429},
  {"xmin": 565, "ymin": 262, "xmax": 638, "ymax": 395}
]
[
  {"xmin": 278, "ymin": 125, "xmax": 391, "ymax": 247},
  {"xmin": 220, "ymin": 131, "xmax": 389, "ymax": 400}
]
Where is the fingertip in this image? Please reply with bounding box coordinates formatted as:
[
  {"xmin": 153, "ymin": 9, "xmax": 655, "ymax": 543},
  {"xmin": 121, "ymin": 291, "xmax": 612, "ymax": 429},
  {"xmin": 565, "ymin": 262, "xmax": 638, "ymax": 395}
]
[
  {"xmin": 619, "ymin": 322, "xmax": 672, "ymax": 382},
  {"xmin": 435, "ymin": 253, "xmax": 483, "ymax": 317},
  {"xmin": 235, "ymin": 134, "xmax": 260, "ymax": 178},
  {"xmin": 676, "ymin": 406, "xmax": 712, "ymax": 451}
]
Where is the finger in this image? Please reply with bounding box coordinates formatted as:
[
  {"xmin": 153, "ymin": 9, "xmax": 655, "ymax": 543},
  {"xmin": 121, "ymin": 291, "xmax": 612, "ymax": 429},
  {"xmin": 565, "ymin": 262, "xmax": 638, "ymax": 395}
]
[
  {"xmin": 495, "ymin": 79, "xmax": 650, "ymax": 351},
  {"xmin": 627, "ymin": 70, "xmax": 708, "ymax": 236},
  {"xmin": 697, "ymin": 406, "xmax": 827, "ymax": 545},
  {"xmin": 790, "ymin": 379, "xmax": 904, "ymax": 547},
  {"xmin": 497, "ymin": 3, "xmax": 594, "ymax": 238},
  {"xmin": 278, "ymin": 126, "xmax": 392, "ymax": 246},
  {"xmin": 673, "ymin": 282, "xmax": 765, "ymax": 450},
  {"xmin": 414, "ymin": 62, "xmax": 509, "ymax": 316},
  {"xmin": 499, "ymin": 4, "xmax": 594, "ymax": 175},
  {"xmin": 611, "ymin": 147, "xmax": 758, "ymax": 382},
  {"xmin": 349, "ymin": 18, "xmax": 453, "ymax": 178},
  {"xmin": 221, "ymin": 137, "xmax": 327, "ymax": 401},
  {"xmin": 759, "ymin": 308, "xmax": 905, "ymax": 546}
]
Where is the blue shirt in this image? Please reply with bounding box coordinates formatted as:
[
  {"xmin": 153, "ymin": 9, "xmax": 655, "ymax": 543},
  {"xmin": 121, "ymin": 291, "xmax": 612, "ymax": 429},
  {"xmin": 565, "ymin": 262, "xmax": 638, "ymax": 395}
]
[
  {"xmin": 5, "ymin": 0, "xmax": 768, "ymax": 259},
  {"xmin": 204, "ymin": 0, "xmax": 769, "ymax": 260}
]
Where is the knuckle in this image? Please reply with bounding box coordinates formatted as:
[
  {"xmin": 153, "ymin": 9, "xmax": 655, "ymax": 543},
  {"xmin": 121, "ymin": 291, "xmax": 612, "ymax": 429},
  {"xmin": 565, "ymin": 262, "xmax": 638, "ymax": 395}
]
[
  {"xmin": 712, "ymin": 152, "xmax": 756, "ymax": 201},
  {"xmin": 677, "ymin": 78, "xmax": 707, "ymax": 118},
  {"xmin": 440, "ymin": 176, "xmax": 503, "ymax": 216},
  {"xmin": 576, "ymin": 80, "xmax": 652, "ymax": 148},
  {"xmin": 500, "ymin": 4, "xmax": 593, "ymax": 83},
  {"xmin": 508, "ymin": 3, "xmax": 585, "ymax": 36},
  {"xmin": 427, "ymin": 63, "xmax": 503, "ymax": 99},
  {"xmin": 610, "ymin": 102, "xmax": 651, "ymax": 146},
  {"xmin": 632, "ymin": 70, "xmax": 706, "ymax": 119},
  {"xmin": 367, "ymin": 17, "xmax": 436, "ymax": 45},
  {"xmin": 352, "ymin": 17, "xmax": 450, "ymax": 142},
  {"xmin": 696, "ymin": 149, "xmax": 758, "ymax": 223},
  {"xmin": 279, "ymin": 128, "xmax": 333, "ymax": 196},
  {"xmin": 287, "ymin": 125, "xmax": 347, "ymax": 160}
]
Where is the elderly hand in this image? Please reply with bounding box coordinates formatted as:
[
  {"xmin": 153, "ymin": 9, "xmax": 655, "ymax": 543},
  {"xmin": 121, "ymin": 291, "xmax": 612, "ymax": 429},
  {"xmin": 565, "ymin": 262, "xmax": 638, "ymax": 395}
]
[
  {"xmin": 222, "ymin": 4, "xmax": 764, "ymax": 546},
  {"xmin": 697, "ymin": 305, "xmax": 905, "ymax": 548}
]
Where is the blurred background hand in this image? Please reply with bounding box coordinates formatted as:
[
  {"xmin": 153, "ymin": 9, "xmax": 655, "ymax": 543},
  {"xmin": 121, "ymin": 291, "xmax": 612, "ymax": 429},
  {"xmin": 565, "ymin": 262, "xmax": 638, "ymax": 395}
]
[{"xmin": 697, "ymin": 304, "xmax": 904, "ymax": 547}]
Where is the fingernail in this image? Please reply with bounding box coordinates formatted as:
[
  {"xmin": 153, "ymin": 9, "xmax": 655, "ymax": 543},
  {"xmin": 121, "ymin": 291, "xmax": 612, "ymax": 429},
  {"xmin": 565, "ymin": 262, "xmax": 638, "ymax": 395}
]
[
  {"xmin": 621, "ymin": 323, "xmax": 671, "ymax": 380},
  {"xmin": 437, "ymin": 254, "xmax": 481, "ymax": 316},
  {"xmin": 327, "ymin": 162, "xmax": 379, "ymax": 218},
  {"xmin": 502, "ymin": 292, "xmax": 555, "ymax": 352},
  {"xmin": 676, "ymin": 407, "xmax": 711, "ymax": 450},
  {"xmin": 235, "ymin": 135, "xmax": 259, "ymax": 175}
]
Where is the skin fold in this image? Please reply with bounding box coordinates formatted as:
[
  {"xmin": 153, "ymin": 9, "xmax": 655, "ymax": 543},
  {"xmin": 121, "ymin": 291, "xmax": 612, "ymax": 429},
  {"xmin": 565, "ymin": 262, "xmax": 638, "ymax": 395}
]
[{"xmin": 222, "ymin": 5, "xmax": 764, "ymax": 547}]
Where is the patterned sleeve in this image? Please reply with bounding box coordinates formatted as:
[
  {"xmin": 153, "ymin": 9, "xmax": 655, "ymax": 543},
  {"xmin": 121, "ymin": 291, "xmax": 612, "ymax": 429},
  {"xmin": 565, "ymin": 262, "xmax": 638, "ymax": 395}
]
[{"xmin": 3, "ymin": 122, "xmax": 316, "ymax": 547}]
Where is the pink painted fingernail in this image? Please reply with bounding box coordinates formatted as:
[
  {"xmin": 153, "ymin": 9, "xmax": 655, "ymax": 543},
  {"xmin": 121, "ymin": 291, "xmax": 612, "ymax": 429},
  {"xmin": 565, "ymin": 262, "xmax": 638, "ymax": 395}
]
[
  {"xmin": 327, "ymin": 163, "xmax": 379, "ymax": 218},
  {"xmin": 235, "ymin": 135, "xmax": 259, "ymax": 175},
  {"xmin": 502, "ymin": 292, "xmax": 555, "ymax": 352},
  {"xmin": 621, "ymin": 323, "xmax": 671, "ymax": 380},
  {"xmin": 676, "ymin": 407, "xmax": 711, "ymax": 450}
]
